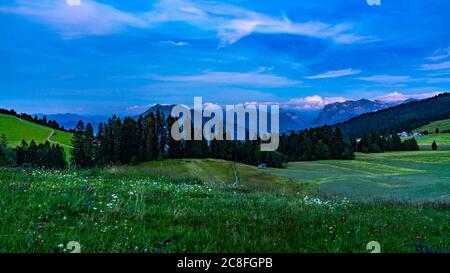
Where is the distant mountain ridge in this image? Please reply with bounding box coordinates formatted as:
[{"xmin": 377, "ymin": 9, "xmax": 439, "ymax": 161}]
[
  {"xmin": 35, "ymin": 113, "xmax": 108, "ymax": 131},
  {"xmin": 312, "ymin": 98, "xmax": 411, "ymax": 127},
  {"xmin": 31, "ymin": 95, "xmax": 430, "ymax": 134},
  {"xmin": 140, "ymin": 104, "xmax": 313, "ymax": 132}
]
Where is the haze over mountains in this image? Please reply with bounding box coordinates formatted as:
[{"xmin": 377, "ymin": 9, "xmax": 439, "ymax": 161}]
[{"xmin": 35, "ymin": 97, "xmax": 421, "ymax": 132}]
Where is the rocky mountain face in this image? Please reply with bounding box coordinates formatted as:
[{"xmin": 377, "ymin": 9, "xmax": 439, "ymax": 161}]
[{"xmin": 312, "ymin": 99, "xmax": 397, "ymax": 126}]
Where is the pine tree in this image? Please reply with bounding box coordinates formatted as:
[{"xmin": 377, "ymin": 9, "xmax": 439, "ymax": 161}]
[
  {"xmin": 330, "ymin": 128, "xmax": 345, "ymax": 158},
  {"xmin": 391, "ymin": 134, "xmax": 403, "ymax": 151},
  {"xmin": 136, "ymin": 115, "xmax": 146, "ymax": 161},
  {"xmin": 84, "ymin": 123, "xmax": 95, "ymax": 167},
  {"xmin": 111, "ymin": 115, "xmax": 122, "ymax": 163},
  {"xmin": 95, "ymin": 122, "xmax": 107, "ymax": 165},
  {"xmin": 432, "ymin": 141, "xmax": 438, "ymax": 151},
  {"xmin": 144, "ymin": 113, "xmax": 155, "ymax": 161},
  {"xmin": 350, "ymin": 135, "xmax": 358, "ymax": 152},
  {"xmin": 314, "ymin": 140, "xmax": 331, "ymax": 159},
  {"xmin": 71, "ymin": 120, "xmax": 86, "ymax": 168},
  {"xmin": 28, "ymin": 140, "xmax": 38, "ymax": 166},
  {"xmin": 16, "ymin": 140, "xmax": 28, "ymax": 166}
]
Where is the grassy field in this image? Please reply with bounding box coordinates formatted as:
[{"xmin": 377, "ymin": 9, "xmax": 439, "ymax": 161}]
[
  {"xmin": 0, "ymin": 166, "xmax": 448, "ymax": 253},
  {"xmin": 268, "ymin": 151, "xmax": 450, "ymax": 203},
  {"xmin": 412, "ymin": 134, "xmax": 450, "ymax": 151},
  {"xmin": 111, "ymin": 159, "xmax": 302, "ymax": 193},
  {"xmin": 400, "ymin": 119, "xmax": 450, "ymax": 150},
  {"xmin": 0, "ymin": 115, "xmax": 448, "ymax": 253},
  {"xmin": 0, "ymin": 114, "xmax": 73, "ymax": 157}
]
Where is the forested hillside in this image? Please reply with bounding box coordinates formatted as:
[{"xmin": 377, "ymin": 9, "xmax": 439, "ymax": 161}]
[{"xmin": 337, "ymin": 93, "xmax": 450, "ymax": 138}]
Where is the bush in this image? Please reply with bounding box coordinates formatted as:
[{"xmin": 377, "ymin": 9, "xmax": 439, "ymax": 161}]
[
  {"xmin": 256, "ymin": 150, "xmax": 287, "ymax": 168},
  {"xmin": 0, "ymin": 135, "xmax": 15, "ymax": 166},
  {"xmin": 432, "ymin": 141, "xmax": 438, "ymax": 151}
]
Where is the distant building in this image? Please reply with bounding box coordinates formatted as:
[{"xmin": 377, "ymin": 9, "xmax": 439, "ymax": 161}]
[{"xmin": 397, "ymin": 131, "xmax": 423, "ymax": 138}]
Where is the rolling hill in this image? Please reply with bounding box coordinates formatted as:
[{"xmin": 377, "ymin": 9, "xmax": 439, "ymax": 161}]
[
  {"xmin": 0, "ymin": 114, "xmax": 73, "ymax": 148},
  {"xmin": 414, "ymin": 119, "xmax": 450, "ymax": 134},
  {"xmin": 109, "ymin": 158, "xmax": 301, "ymax": 193}
]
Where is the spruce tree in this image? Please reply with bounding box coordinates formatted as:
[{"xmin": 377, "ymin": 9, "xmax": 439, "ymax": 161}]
[
  {"xmin": 84, "ymin": 123, "xmax": 95, "ymax": 167},
  {"xmin": 71, "ymin": 120, "xmax": 86, "ymax": 168},
  {"xmin": 432, "ymin": 141, "xmax": 438, "ymax": 151}
]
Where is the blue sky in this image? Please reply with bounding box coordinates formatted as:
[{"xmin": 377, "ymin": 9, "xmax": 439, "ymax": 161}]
[{"xmin": 1, "ymin": 0, "xmax": 449, "ymax": 115}]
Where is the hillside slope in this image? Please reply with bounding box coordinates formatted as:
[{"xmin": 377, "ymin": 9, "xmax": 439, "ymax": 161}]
[
  {"xmin": 110, "ymin": 158, "xmax": 301, "ymax": 193},
  {"xmin": 414, "ymin": 119, "xmax": 450, "ymax": 133},
  {"xmin": 337, "ymin": 93, "xmax": 450, "ymax": 137},
  {"xmin": 408, "ymin": 119, "xmax": 450, "ymax": 150},
  {"xmin": 0, "ymin": 114, "xmax": 72, "ymax": 148}
]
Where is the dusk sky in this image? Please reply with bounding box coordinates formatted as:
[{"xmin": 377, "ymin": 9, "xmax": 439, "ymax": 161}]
[{"xmin": 1, "ymin": 0, "xmax": 449, "ymax": 115}]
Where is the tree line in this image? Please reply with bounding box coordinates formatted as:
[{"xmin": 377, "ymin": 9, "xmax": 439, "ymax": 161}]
[
  {"xmin": 70, "ymin": 112, "xmax": 357, "ymax": 169},
  {"xmin": 0, "ymin": 108, "xmax": 69, "ymax": 132},
  {"xmin": 0, "ymin": 135, "xmax": 67, "ymax": 168},
  {"xmin": 350, "ymin": 131, "xmax": 419, "ymax": 153},
  {"xmin": 278, "ymin": 126, "xmax": 355, "ymax": 161},
  {"xmin": 70, "ymin": 111, "xmax": 289, "ymax": 168}
]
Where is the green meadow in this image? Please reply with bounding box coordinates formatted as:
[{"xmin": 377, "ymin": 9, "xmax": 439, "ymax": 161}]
[
  {"xmin": 0, "ymin": 114, "xmax": 73, "ymax": 157},
  {"xmin": 267, "ymin": 151, "xmax": 450, "ymax": 202},
  {"xmin": 0, "ymin": 115, "xmax": 449, "ymax": 253},
  {"xmin": 0, "ymin": 164, "xmax": 448, "ymax": 253},
  {"xmin": 415, "ymin": 119, "xmax": 450, "ymax": 133},
  {"xmin": 400, "ymin": 119, "xmax": 450, "ymax": 150}
]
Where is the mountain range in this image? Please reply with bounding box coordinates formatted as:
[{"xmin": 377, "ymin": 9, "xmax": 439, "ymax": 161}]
[
  {"xmin": 337, "ymin": 93, "xmax": 450, "ymax": 138},
  {"xmin": 35, "ymin": 113, "xmax": 108, "ymax": 131},
  {"xmin": 34, "ymin": 97, "xmax": 418, "ymax": 132},
  {"xmin": 311, "ymin": 99, "xmax": 415, "ymax": 127}
]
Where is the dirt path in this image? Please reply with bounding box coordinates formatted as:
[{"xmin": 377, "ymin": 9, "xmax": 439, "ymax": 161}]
[{"xmin": 232, "ymin": 162, "xmax": 240, "ymax": 186}]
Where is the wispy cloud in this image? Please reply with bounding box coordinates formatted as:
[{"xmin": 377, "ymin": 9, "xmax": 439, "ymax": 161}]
[
  {"xmin": 427, "ymin": 47, "xmax": 450, "ymax": 61},
  {"xmin": 0, "ymin": 0, "xmax": 374, "ymax": 45},
  {"xmin": 159, "ymin": 40, "xmax": 189, "ymax": 47},
  {"xmin": 305, "ymin": 69, "xmax": 361, "ymax": 79},
  {"xmin": 150, "ymin": 0, "xmax": 373, "ymax": 46},
  {"xmin": 375, "ymin": 91, "xmax": 443, "ymax": 102},
  {"xmin": 357, "ymin": 75, "xmax": 413, "ymax": 84},
  {"xmin": 151, "ymin": 70, "xmax": 301, "ymax": 88},
  {"xmin": 419, "ymin": 61, "xmax": 450, "ymax": 71},
  {"xmin": 0, "ymin": 0, "xmax": 147, "ymax": 38}
]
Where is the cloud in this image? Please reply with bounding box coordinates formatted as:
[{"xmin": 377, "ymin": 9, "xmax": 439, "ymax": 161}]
[
  {"xmin": 151, "ymin": 70, "xmax": 301, "ymax": 88},
  {"xmin": 159, "ymin": 41, "xmax": 189, "ymax": 47},
  {"xmin": 150, "ymin": 0, "xmax": 373, "ymax": 46},
  {"xmin": 283, "ymin": 96, "xmax": 349, "ymax": 110},
  {"xmin": 419, "ymin": 61, "xmax": 450, "ymax": 71},
  {"xmin": 0, "ymin": 0, "xmax": 373, "ymax": 45},
  {"xmin": 305, "ymin": 69, "xmax": 361, "ymax": 79},
  {"xmin": 126, "ymin": 104, "xmax": 156, "ymax": 112},
  {"xmin": 357, "ymin": 75, "xmax": 413, "ymax": 84},
  {"xmin": 0, "ymin": 0, "xmax": 147, "ymax": 37},
  {"xmin": 427, "ymin": 47, "xmax": 450, "ymax": 61},
  {"xmin": 375, "ymin": 91, "xmax": 443, "ymax": 102}
]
